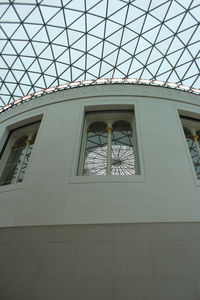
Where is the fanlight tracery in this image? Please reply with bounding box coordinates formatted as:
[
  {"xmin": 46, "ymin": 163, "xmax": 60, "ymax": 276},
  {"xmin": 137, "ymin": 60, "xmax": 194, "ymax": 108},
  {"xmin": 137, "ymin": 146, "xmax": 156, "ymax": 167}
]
[{"xmin": 82, "ymin": 114, "xmax": 136, "ymax": 176}]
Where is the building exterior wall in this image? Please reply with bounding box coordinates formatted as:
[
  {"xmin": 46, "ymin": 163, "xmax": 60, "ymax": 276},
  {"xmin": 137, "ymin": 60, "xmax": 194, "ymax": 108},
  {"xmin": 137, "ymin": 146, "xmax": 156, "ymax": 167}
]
[
  {"xmin": 0, "ymin": 84, "xmax": 200, "ymax": 299},
  {"xmin": 1, "ymin": 223, "xmax": 200, "ymax": 300},
  {"xmin": 0, "ymin": 84, "xmax": 199, "ymax": 227}
]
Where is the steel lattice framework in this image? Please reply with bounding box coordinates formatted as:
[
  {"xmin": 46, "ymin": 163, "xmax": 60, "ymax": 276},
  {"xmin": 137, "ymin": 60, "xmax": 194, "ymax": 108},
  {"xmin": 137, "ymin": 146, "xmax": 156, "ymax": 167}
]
[{"xmin": 0, "ymin": 0, "xmax": 200, "ymax": 108}]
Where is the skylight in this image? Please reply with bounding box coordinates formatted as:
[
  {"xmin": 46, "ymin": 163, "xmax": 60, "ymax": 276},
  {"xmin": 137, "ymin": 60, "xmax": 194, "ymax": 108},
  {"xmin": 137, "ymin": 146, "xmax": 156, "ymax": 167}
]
[{"xmin": 0, "ymin": 0, "xmax": 200, "ymax": 107}]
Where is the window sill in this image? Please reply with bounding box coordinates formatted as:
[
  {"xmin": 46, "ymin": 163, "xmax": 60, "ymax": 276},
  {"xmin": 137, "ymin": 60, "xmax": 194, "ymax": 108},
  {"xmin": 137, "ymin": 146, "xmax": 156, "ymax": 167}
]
[
  {"xmin": 0, "ymin": 182, "xmax": 24, "ymax": 193},
  {"xmin": 69, "ymin": 174, "xmax": 145, "ymax": 184}
]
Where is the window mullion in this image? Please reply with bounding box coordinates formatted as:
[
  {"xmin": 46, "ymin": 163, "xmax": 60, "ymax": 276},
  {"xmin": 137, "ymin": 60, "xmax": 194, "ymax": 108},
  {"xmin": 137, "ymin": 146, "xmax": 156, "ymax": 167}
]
[
  {"xmin": 192, "ymin": 132, "xmax": 200, "ymax": 157},
  {"xmin": 14, "ymin": 136, "xmax": 31, "ymax": 183},
  {"xmin": 107, "ymin": 127, "xmax": 112, "ymax": 175}
]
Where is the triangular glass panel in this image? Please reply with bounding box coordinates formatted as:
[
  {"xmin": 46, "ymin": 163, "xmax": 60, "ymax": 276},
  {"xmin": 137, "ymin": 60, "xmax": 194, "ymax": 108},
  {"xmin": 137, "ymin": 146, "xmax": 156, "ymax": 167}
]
[
  {"xmin": 177, "ymin": 50, "xmax": 193, "ymax": 66},
  {"xmin": 56, "ymin": 62, "xmax": 69, "ymax": 75},
  {"xmin": 51, "ymin": 44, "xmax": 66, "ymax": 59},
  {"xmin": 106, "ymin": 28, "xmax": 123, "ymax": 46},
  {"xmin": 28, "ymin": 59, "xmax": 42, "ymax": 73},
  {"xmin": 33, "ymin": 76, "xmax": 46, "ymax": 89},
  {"xmin": 44, "ymin": 75, "xmax": 57, "ymax": 87},
  {"xmin": 12, "ymin": 40, "xmax": 28, "ymax": 54},
  {"xmin": 12, "ymin": 57, "xmax": 26, "ymax": 70},
  {"xmin": 34, "ymin": 27, "xmax": 49, "ymax": 43},
  {"xmin": 88, "ymin": 21, "xmax": 105, "ymax": 39},
  {"xmin": 86, "ymin": 54, "xmax": 100, "ymax": 69},
  {"xmin": 72, "ymin": 36, "xmax": 86, "ymax": 52},
  {"xmin": 5, "ymin": 71, "xmax": 17, "ymax": 83},
  {"xmin": 73, "ymin": 56, "xmax": 85, "ymax": 71},
  {"xmin": 12, "ymin": 70, "xmax": 26, "ymax": 81},
  {"xmin": 89, "ymin": 42, "xmax": 103, "ymax": 59},
  {"xmin": 178, "ymin": 26, "xmax": 198, "ymax": 45},
  {"xmin": 156, "ymin": 25, "xmax": 173, "ymax": 43},
  {"xmin": 141, "ymin": 68, "xmax": 154, "ymax": 79},
  {"xmin": 165, "ymin": 14, "xmax": 185, "ymax": 32},
  {"xmin": 113, "ymin": 68, "xmax": 127, "ymax": 78},
  {"xmin": 190, "ymin": 5, "xmax": 200, "ymax": 22},
  {"xmin": 116, "ymin": 49, "xmax": 132, "ymax": 66},
  {"xmin": 107, "ymin": 1, "xmax": 125, "ymax": 16},
  {"xmin": 168, "ymin": 37, "xmax": 184, "ymax": 55},
  {"xmin": 105, "ymin": 20, "xmax": 123, "ymax": 38},
  {"xmin": 64, "ymin": 8, "xmax": 83, "ymax": 27},
  {"xmin": 48, "ymin": 10, "xmax": 66, "ymax": 27},
  {"xmin": 71, "ymin": 48, "xmax": 84, "ymax": 64},
  {"xmin": 126, "ymin": 4, "xmax": 145, "ymax": 25},
  {"xmin": 11, "ymin": 25, "xmax": 28, "ymax": 40},
  {"xmin": 68, "ymin": 29, "xmax": 84, "ymax": 46},
  {"xmin": 87, "ymin": 0, "xmax": 107, "ymax": 18},
  {"xmin": 39, "ymin": 58, "xmax": 54, "ymax": 71},
  {"xmin": 59, "ymin": 68, "xmax": 72, "ymax": 82},
  {"xmin": 166, "ymin": 0, "xmax": 186, "ymax": 19},
  {"xmin": 56, "ymin": 51, "xmax": 70, "ymax": 65},
  {"xmin": 87, "ymin": 14, "xmax": 104, "ymax": 32},
  {"xmin": 67, "ymin": 0, "xmax": 85, "ymax": 11},
  {"xmin": 167, "ymin": 71, "xmax": 181, "ymax": 83},
  {"xmin": 142, "ymin": 25, "xmax": 161, "ymax": 43},
  {"xmin": 40, "ymin": 5, "xmax": 60, "ymax": 24},
  {"xmin": 24, "ymin": 24, "xmax": 42, "ymax": 39},
  {"xmin": 21, "ymin": 43, "xmax": 36, "ymax": 57},
  {"xmin": 143, "ymin": 14, "xmax": 161, "ymax": 32},
  {"xmin": 69, "ymin": 14, "xmax": 85, "ymax": 31},
  {"xmin": 87, "ymin": 35, "xmax": 102, "ymax": 51},
  {"xmin": 122, "ymin": 28, "xmax": 138, "ymax": 46},
  {"xmin": 3, "ymin": 23, "xmax": 19, "ymax": 38},
  {"xmin": 128, "ymin": 58, "xmax": 144, "ymax": 75},
  {"xmin": 136, "ymin": 47, "xmax": 152, "ymax": 65},
  {"xmin": 87, "ymin": 61, "xmax": 101, "ymax": 77},
  {"xmin": 46, "ymin": 26, "xmax": 65, "ymax": 42},
  {"xmin": 14, "ymin": 3, "xmax": 36, "ymax": 21},
  {"xmin": 146, "ymin": 59, "xmax": 163, "ymax": 77},
  {"xmin": 190, "ymin": 26, "xmax": 200, "ymax": 44},
  {"xmin": 157, "ymin": 59, "xmax": 173, "ymax": 76},
  {"xmin": 183, "ymin": 61, "xmax": 199, "ymax": 78},
  {"xmin": 53, "ymin": 30, "xmax": 68, "ymax": 46},
  {"xmin": 150, "ymin": 0, "xmax": 170, "ymax": 11},
  {"xmin": 109, "ymin": 6, "xmax": 128, "ymax": 24},
  {"xmin": 147, "ymin": 47, "xmax": 164, "ymax": 64},
  {"xmin": 176, "ymin": 61, "xmax": 193, "ymax": 77},
  {"xmin": 0, "ymin": 5, "xmax": 18, "ymax": 22},
  {"xmin": 25, "ymin": 6, "xmax": 44, "ymax": 24},
  {"xmin": 38, "ymin": 46, "xmax": 53, "ymax": 61},
  {"xmin": 32, "ymin": 41, "xmax": 48, "ymax": 56},
  {"xmin": 156, "ymin": 37, "xmax": 174, "ymax": 55},
  {"xmin": 72, "ymin": 67, "xmax": 84, "ymax": 81}
]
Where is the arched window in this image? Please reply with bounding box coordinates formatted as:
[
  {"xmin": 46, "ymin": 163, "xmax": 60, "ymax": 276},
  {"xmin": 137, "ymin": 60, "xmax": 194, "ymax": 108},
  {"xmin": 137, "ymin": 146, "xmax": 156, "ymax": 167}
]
[
  {"xmin": 80, "ymin": 111, "xmax": 137, "ymax": 176},
  {"xmin": 181, "ymin": 116, "xmax": 200, "ymax": 180},
  {"xmin": 0, "ymin": 121, "xmax": 40, "ymax": 185}
]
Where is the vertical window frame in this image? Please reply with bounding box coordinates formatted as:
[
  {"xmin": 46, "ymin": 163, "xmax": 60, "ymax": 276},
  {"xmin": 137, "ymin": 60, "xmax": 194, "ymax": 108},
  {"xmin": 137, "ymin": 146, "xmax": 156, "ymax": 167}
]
[
  {"xmin": 0, "ymin": 120, "xmax": 41, "ymax": 186},
  {"xmin": 180, "ymin": 114, "xmax": 200, "ymax": 181},
  {"xmin": 78, "ymin": 110, "xmax": 139, "ymax": 176}
]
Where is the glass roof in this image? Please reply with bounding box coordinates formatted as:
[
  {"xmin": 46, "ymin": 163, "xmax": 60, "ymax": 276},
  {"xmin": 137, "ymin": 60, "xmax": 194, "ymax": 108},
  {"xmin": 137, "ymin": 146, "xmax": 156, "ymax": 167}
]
[{"xmin": 1, "ymin": 0, "xmax": 200, "ymax": 108}]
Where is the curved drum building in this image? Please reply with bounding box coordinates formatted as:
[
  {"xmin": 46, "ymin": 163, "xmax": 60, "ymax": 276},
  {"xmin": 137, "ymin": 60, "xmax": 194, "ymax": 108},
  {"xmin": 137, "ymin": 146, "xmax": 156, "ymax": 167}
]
[{"xmin": 0, "ymin": 83, "xmax": 200, "ymax": 299}]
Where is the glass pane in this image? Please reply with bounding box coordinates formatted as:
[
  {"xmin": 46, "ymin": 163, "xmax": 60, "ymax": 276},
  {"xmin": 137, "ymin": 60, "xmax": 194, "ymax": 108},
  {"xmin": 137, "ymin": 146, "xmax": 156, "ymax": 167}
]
[
  {"xmin": 111, "ymin": 120, "xmax": 135, "ymax": 175},
  {"xmin": 17, "ymin": 145, "xmax": 33, "ymax": 182},
  {"xmin": 187, "ymin": 138, "xmax": 200, "ymax": 180},
  {"xmin": 0, "ymin": 136, "xmax": 27, "ymax": 185},
  {"xmin": 83, "ymin": 121, "xmax": 108, "ymax": 175}
]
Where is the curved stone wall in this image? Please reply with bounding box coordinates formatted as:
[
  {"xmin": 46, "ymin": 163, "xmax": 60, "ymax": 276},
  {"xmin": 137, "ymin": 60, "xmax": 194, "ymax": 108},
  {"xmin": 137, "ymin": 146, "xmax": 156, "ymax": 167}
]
[{"xmin": 0, "ymin": 84, "xmax": 200, "ymax": 227}]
